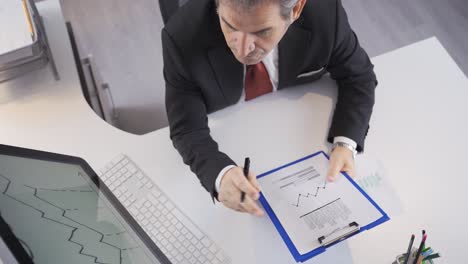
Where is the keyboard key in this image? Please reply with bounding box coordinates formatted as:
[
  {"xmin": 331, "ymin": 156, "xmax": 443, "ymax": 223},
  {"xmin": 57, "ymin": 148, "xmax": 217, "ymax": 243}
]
[
  {"xmin": 136, "ymin": 214, "xmax": 144, "ymax": 221},
  {"xmin": 179, "ymin": 245, "xmax": 187, "ymax": 253},
  {"xmin": 209, "ymin": 244, "xmax": 219, "ymax": 253},
  {"xmin": 174, "ymin": 241, "xmax": 182, "ymax": 249},
  {"xmin": 183, "ymin": 240, "xmax": 190, "ymax": 248},
  {"xmin": 201, "ymin": 237, "xmax": 212, "ymax": 247},
  {"xmin": 135, "ymin": 172, "xmax": 144, "ymax": 180},
  {"xmin": 198, "ymin": 255, "xmax": 207, "ymax": 263},
  {"xmin": 127, "ymin": 164, "xmax": 137, "ymax": 173},
  {"xmin": 142, "ymin": 177, "xmax": 149, "ymax": 184},
  {"xmin": 165, "ymin": 201, "xmax": 175, "ymax": 210},
  {"xmin": 172, "ymin": 209, "xmax": 204, "ymax": 239},
  {"xmin": 188, "ymin": 245, "xmax": 195, "ymax": 252},
  {"xmin": 129, "ymin": 208, "xmax": 138, "ymax": 215},
  {"xmin": 159, "ymin": 196, "xmax": 167, "ymax": 203},
  {"xmin": 195, "ymin": 242, "xmax": 203, "ymax": 250},
  {"xmin": 177, "ymin": 235, "xmax": 186, "ymax": 243},
  {"xmin": 152, "ymin": 188, "xmax": 161, "ymax": 197},
  {"xmin": 170, "ymin": 249, "xmax": 178, "ymax": 259},
  {"xmin": 166, "ymin": 244, "xmax": 173, "ymax": 251}
]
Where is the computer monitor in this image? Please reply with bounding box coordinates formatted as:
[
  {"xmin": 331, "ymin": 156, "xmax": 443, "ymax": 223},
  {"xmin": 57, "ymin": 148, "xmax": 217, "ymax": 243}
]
[{"xmin": 0, "ymin": 144, "xmax": 171, "ymax": 264}]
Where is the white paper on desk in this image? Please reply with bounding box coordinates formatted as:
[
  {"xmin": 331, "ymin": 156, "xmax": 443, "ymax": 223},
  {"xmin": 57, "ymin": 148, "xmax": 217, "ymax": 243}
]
[
  {"xmin": 258, "ymin": 153, "xmax": 383, "ymax": 255},
  {"xmin": 0, "ymin": 1, "xmax": 33, "ymax": 55},
  {"xmin": 354, "ymin": 154, "xmax": 404, "ymax": 216}
]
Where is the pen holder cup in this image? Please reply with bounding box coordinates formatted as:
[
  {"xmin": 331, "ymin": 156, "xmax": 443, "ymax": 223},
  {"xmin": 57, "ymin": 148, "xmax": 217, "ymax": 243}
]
[{"xmin": 393, "ymin": 247, "xmax": 434, "ymax": 264}]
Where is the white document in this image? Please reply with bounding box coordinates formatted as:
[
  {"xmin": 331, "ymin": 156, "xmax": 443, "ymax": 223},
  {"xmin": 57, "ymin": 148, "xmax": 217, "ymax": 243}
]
[
  {"xmin": 258, "ymin": 153, "xmax": 384, "ymax": 255},
  {"xmin": 0, "ymin": 0, "xmax": 34, "ymax": 56}
]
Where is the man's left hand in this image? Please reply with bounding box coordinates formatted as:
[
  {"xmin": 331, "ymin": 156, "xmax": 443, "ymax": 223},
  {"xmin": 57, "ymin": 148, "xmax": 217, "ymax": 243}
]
[{"xmin": 327, "ymin": 146, "xmax": 355, "ymax": 182}]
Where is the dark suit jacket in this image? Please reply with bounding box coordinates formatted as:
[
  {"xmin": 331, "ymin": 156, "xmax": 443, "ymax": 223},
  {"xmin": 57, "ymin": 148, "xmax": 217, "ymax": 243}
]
[{"xmin": 162, "ymin": 0, "xmax": 377, "ymax": 200}]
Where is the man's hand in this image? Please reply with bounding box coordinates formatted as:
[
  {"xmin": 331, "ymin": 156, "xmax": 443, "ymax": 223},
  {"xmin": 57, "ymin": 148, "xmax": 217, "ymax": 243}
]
[
  {"xmin": 327, "ymin": 146, "xmax": 355, "ymax": 182},
  {"xmin": 218, "ymin": 167, "xmax": 264, "ymax": 217}
]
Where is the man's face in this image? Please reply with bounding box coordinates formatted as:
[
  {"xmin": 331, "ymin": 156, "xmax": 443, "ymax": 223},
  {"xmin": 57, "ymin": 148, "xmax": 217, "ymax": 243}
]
[{"xmin": 217, "ymin": 1, "xmax": 291, "ymax": 65}]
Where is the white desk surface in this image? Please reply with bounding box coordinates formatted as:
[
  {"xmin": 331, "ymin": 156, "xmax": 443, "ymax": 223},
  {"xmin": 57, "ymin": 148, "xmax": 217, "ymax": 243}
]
[{"xmin": 1, "ymin": 1, "xmax": 467, "ymax": 263}]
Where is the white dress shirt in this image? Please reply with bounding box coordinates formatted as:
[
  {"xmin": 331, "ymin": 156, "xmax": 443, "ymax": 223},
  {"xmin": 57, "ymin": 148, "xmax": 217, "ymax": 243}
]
[{"xmin": 215, "ymin": 47, "xmax": 357, "ymax": 192}]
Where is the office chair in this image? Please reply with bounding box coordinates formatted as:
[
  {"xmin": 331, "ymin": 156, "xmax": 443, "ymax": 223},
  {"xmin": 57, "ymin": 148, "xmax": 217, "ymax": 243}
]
[{"xmin": 158, "ymin": 0, "xmax": 191, "ymax": 25}]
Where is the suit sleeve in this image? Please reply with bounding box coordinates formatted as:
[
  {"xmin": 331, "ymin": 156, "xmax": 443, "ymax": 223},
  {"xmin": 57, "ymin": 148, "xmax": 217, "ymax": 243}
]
[
  {"xmin": 326, "ymin": 0, "xmax": 378, "ymax": 152},
  {"xmin": 162, "ymin": 29, "xmax": 236, "ymax": 201}
]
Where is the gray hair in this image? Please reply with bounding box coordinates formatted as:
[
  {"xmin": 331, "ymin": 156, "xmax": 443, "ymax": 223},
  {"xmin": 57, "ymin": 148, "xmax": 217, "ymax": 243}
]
[{"xmin": 215, "ymin": 0, "xmax": 299, "ymax": 20}]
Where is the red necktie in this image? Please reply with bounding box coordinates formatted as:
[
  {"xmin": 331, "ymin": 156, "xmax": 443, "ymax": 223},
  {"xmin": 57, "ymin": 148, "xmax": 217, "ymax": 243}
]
[{"xmin": 245, "ymin": 62, "xmax": 273, "ymax": 101}]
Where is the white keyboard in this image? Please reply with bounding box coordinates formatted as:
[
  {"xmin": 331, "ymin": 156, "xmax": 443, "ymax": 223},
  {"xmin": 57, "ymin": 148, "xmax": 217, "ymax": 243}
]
[{"xmin": 99, "ymin": 155, "xmax": 231, "ymax": 264}]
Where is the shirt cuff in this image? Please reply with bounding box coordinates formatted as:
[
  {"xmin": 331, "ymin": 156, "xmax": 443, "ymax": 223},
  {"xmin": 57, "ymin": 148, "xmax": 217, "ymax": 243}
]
[
  {"xmin": 333, "ymin": 136, "xmax": 357, "ymax": 149},
  {"xmin": 215, "ymin": 165, "xmax": 237, "ymax": 193}
]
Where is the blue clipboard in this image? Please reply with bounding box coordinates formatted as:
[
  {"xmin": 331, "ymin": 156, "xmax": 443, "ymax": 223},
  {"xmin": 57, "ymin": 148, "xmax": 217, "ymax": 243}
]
[{"xmin": 257, "ymin": 151, "xmax": 390, "ymax": 263}]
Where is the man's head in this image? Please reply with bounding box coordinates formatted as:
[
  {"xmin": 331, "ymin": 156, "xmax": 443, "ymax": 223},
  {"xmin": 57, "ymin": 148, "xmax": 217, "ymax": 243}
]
[{"xmin": 215, "ymin": 0, "xmax": 306, "ymax": 65}]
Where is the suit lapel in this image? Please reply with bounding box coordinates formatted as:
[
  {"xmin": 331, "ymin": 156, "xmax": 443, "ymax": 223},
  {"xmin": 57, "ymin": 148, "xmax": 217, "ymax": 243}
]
[
  {"xmin": 207, "ymin": 44, "xmax": 244, "ymax": 105},
  {"xmin": 278, "ymin": 22, "xmax": 313, "ymax": 89}
]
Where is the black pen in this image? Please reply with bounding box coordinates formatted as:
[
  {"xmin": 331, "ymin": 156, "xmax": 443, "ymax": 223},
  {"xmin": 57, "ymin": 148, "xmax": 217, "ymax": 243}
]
[
  {"xmin": 240, "ymin": 157, "xmax": 250, "ymax": 203},
  {"xmin": 403, "ymin": 234, "xmax": 415, "ymax": 264}
]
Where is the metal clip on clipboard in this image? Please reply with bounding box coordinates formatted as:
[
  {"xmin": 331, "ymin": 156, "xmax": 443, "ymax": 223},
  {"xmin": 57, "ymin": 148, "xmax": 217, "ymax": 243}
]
[{"xmin": 318, "ymin": 222, "xmax": 360, "ymax": 247}]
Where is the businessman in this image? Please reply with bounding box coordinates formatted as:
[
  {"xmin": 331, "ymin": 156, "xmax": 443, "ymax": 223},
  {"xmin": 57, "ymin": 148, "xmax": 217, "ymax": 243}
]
[{"xmin": 162, "ymin": 0, "xmax": 377, "ymax": 216}]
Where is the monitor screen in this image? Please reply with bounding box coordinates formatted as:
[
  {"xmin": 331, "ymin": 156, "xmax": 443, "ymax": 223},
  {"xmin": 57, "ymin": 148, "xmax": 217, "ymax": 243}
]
[{"xmin": 0, "ymin": 151, "xmax": 166, "ymax": 264}]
